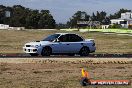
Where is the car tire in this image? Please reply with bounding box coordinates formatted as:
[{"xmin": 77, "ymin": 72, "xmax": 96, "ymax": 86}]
[
  {"xmin": 30, "ymin": 53, "xmax": 38, "ymax": 56},
  {"xmin": 41, "ymin": 46, "xmax": 52, "ymax": 56},
  {"xmin": 68, "ymin": 53, "xmax": 75, "ymax": 56},
  {"xmin": 79, "ymin": 47, "xmax": 90, "ymax": 56}
]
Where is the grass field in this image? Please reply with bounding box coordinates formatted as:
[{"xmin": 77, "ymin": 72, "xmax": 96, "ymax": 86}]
[
  {"xmin": 0, "ymin": 29, "xmax": 132, "ymax": 54},
  {"xmin": 61, "ymin": 29, "xmax": 132, "ymax": 34},
  {"xmin": 0, "ymin": 59, "xmax": 131, "ymax": 88}
]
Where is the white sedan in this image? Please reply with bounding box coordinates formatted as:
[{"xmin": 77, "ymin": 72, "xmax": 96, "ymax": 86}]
[{"xmin": 23, "ymin": 33, "xmax": 96, "ymax": 56}]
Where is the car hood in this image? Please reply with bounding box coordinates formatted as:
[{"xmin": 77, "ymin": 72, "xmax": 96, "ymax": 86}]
[{"xmin": 25, "ymin": 41, "xmax": 52, "ymax": 46}]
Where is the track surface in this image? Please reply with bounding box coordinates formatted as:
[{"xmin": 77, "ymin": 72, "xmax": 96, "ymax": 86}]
[
  {"xmin": 0, "ymin": 53, "xmax": 132, "ymax": 58},
  {"xmin": 0, "ymin": 54, "xmax": 132, "ymax": 63},
  {"xmin": 0, "ymin": 57, "xmax": 132, "ymax": 64}
]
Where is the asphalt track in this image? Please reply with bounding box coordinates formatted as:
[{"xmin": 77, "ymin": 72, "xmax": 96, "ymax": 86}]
[
  {"xmin": 0, "ymin": 53, "xmax": 132, "ymax": 58},
  {"xmin": 0, "ymin": 54, "xmax": 131, "ymax": 64}
]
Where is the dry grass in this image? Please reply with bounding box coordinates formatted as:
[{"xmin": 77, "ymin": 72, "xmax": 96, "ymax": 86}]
[
  {"xmin": 0, "ymin": 30, "xmax": 132, "ymax": 54},
  {"xmin": 0, "ymin": 30, "xmax": 58, "ymax": 53},
  {"xmin": 0, "ymin": 60, "xmax": 131, "ymax": 88}
]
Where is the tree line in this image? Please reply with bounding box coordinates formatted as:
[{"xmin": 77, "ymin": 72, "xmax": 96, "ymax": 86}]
[
  {"xmin": 0, "ymin": 5, "xmax": 55, "ymax": 29},
  {"xmin": 67, "ymin": 9, "xmax": 131, "ymax": 28},
  {"xmin": 0, "ymin": 5, "xmax": 131, "ymax": 29}
]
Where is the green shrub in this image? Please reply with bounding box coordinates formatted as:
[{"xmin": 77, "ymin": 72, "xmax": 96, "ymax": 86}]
[{"xmin": 109, "ymin": 24, "xmax": 122, "ymax": 29}]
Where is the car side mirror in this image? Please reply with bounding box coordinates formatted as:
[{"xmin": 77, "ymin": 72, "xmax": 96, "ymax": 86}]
[{"xmin": 55, "ymin": 39, "xmax": 60, "ymax": 42}]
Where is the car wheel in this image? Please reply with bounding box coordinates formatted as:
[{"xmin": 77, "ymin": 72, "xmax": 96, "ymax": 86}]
[
  {"xmin": 68, "ymin": 53, "xmax": 75, "ymax": 56},
  {"xmin": 79, "ymin": 47, "xmax": 90, "ymax": 56},
  {"xmin": 41, "ymin": 47, "xmax": 52, "ymax": 56},
  {"xmin": 30, "ymin": 53, "xmax": 38, "ymax": 56}
]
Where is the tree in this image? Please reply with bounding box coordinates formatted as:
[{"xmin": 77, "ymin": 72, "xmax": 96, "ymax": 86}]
[
  {"xmin": 109, "ymin": 23, "xmax": 122, "ymax": 29},
  {"xmin": 102, "ymin": 17, "xmax": 110, "ymax": 25},
  {"xmin": 9, "ymin": 5, "xmax": 27, "ymax": 27},
  {"xmin": 91, "ymin": 11, "xmax": 107, "ymax": 23},
  {"xmin": 67, "ymin": 11, "xmax": 90, "ymax": 28},
  {"xmin": 38, "ymin": 10, "xmax": 56, "ymax": 29},
  {"xmin": 0, "ymin": 5, "xmax": 6, "ymax": 24},
  {"xmin": 91, "ymin": 12, "xmax": 96, "ymax": 21},
  {"xmin": 25, "ymin": 10, "xmax": 40, "ymax": 28},
  {"xmin": 0, "ymin": 5, "xmax": 56, "ymax": 29},
  {"xmin": 109, "ymin": 8, "xmax": 131, "ymax": 19}
]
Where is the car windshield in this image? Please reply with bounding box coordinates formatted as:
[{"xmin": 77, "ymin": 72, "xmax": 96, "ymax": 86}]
[{"xmin": 42, "ymin": 34, "xmax": 60, "ymax": 42}]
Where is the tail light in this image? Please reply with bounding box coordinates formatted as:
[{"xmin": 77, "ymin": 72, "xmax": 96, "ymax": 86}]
[{"xmin": 89, "ymin": 40, "xmax": 95, "ymax": 46}]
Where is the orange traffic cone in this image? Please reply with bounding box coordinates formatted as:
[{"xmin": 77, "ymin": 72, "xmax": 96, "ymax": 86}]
[{"xmin": 81, "ymin": 68, "xmax": 91, "ymax": 86}]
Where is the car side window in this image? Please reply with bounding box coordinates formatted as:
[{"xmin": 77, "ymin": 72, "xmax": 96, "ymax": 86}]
[
  {"xmin": 69, "ymin": 34, "xmax": 83, "ymax": 42},
  {"xmin": 58, "ymin": 35, "xmax": 69, "ymax": 42}
]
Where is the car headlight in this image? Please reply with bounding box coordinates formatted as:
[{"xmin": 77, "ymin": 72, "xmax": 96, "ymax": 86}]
[
  {"xmin": 35, "ymin": 45, "xmax": 39, "ymax": 48},
  {"xmin": 29, "ymin": 44, "xmax": 41, "ymax": 48},
  {"xmin": 35, "ymin": 44, "xmax": 41, "ymax": 48}
]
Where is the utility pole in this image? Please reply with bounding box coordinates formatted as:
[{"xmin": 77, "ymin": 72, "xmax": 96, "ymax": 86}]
[{"xmin": 88, "ymin": 17, "xmax": 92, "ymax": 32}]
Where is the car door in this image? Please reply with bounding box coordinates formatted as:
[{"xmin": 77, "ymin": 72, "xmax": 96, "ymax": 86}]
[
  {"xmin": 66, "ymin": 34, "xmax": 84, "ymax": 53},
  {"xmin": 52, "ymin": 34, "xmax": 69, "ymax": 53}
]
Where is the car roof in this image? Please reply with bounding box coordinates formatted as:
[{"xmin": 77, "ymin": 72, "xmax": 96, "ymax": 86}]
[
  {"xmin": 55, "ymin": 33, "xmax": 84, "ymax": 40},
  {"xmin": 55, "ymin": 33, "xmax": 76, "ymax": 35}
]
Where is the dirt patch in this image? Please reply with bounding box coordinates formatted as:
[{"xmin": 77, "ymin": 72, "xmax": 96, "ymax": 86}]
[{"xmin": 0, "ymin": 58, "xmax": 131, "ymax": 88}]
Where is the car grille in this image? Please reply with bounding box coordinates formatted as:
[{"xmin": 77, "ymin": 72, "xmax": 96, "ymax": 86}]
[{"xmin": 26, "ymin": 45, "xmax": 31, "ymax": 47}]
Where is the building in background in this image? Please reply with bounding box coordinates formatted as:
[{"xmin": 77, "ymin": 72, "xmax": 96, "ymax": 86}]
[
  {"xmin": 0, "ymin": 24, "xmax": 25, "ymax": 30},
  {"xmin": 111, "ymin": 12, "xmax": 132, "ymax": 28},
  {"xmin": 0, "ymin": 24, "xmax": 9, "ymax": 29}
]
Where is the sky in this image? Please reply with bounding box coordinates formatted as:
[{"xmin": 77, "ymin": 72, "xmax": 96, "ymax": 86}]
[{"xmin": 1, "ymin": 0, "xmax": 132, "ymax": 23}]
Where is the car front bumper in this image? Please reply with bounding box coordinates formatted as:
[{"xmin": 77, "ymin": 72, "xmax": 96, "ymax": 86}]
[
  {"xmin": 90, "ymin": 46, "xmax": 96, "ymax": 53},
  {"xmin": 23, "ymin": 47, "xmax": 38, "ymax": 53}
]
